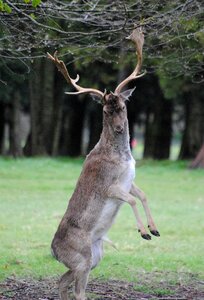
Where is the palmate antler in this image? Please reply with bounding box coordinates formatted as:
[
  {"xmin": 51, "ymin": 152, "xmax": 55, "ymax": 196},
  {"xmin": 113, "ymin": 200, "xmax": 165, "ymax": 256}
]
[
  {"xmin": 114, "ymin": 27, "xmax": 145, "ymax": 95},
  {"xmin": 47, "ymin": 51, "xmax": 105, "ymax": 98},
  {"xmin": 47, "ymin": 27, "xmax": 145, "ymax": 99}
]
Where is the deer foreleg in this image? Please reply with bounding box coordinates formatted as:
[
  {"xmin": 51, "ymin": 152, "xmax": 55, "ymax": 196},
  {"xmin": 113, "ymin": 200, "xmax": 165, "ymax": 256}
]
[
  {"xmin": 107, "ymin": 185, "xmax": 151, "ymax": 240},
  {"xmin": 130, "ymin": 183, "xmax": 160, "ymax": 237}
]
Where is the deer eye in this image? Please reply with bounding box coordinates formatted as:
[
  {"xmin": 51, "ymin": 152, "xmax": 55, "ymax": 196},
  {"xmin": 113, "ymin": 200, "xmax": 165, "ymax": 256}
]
[{"xmin": 122, "ymin": 105, "xmax": 125, "ymax": 110}]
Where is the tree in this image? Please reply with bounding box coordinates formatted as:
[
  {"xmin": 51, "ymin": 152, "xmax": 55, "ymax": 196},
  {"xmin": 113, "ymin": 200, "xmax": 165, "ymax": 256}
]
[
  {"xmin": 178, "ymin": 82, "xmax": 204, "ymax": 159},
  {"xmin": 0, "ymin": 1, "xmax": 203, "ymax": 79},
  {"xmin": 0, "ymin": 0, "xmax": 203, "ymax": 158},
  {"xmin": 0, "ymin": 59, "xmax": 28, "ymax": 156},
  {"xmin": 24, "ymin": 57, "xmax": 67, "ymax": 156},
  {"xmin": 59, "ymin": 97, "xmax": 87, "ymax": 157},
  {"xmin": 159, "ymin": 74, "xmax": 204, "ymax": 160}
]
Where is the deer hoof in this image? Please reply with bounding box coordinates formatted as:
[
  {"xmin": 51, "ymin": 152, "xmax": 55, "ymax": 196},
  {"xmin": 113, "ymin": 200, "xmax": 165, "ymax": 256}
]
[
  {"xmin": 150, "ymin": 230, "xmax": 160, "ymax": 237},
  {"xmin": 148, "ymin": 226, "xmax": 160, "ymax": 237},
  {"xmin": 141, "ymin": 233, "xmax": 151, "ymax": 240}
]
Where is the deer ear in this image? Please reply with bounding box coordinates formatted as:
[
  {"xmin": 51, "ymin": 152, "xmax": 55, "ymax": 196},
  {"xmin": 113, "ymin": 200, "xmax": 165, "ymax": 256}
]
[{"xmin": 120, "ymin": 87, "xmax": 136, "ymax": 101}]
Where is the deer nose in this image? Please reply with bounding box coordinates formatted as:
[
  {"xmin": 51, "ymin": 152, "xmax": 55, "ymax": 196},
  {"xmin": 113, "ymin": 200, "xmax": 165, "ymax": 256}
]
[{"xmin": 115, "ymin": 125, "xmax": 124, "ymax": 134}]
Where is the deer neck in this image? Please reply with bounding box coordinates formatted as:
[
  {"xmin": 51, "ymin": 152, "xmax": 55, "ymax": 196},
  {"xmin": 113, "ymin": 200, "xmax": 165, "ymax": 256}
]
[{"xmin": 99, "ymin": 120, "xmax": 131, "ymax": 155}]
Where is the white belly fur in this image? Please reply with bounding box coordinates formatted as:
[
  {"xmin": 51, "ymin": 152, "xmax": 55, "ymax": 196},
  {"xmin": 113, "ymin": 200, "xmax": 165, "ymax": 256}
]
[
  {"xmin": 92, "ymin": 156, "xmax": 136, "ymax": 241},
  {"xmin": 119, "ymin": 155, "xmax": 136, "ymax": 192}
]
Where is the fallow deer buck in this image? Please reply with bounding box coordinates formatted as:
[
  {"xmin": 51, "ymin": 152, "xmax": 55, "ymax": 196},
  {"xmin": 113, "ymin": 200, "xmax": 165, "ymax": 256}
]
[{"xmin": 48, "ymin": 27, "xmax": 160, "ymax": 300}]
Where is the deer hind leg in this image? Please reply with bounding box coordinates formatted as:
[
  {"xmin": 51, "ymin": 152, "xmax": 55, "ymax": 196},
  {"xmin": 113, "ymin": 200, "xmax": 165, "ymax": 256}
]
[
  {"xmin": 61, "ymin": 253, "xmax": 91, "ymax": 300},
  {"xmin": 74, "ymin": 256, "xmax": 92, "ymax": 300},
  {"xmin": 91, "ymin": 239, "xmax": 103, "ymax": 269},
  {"xmin": 107, "ymin": 185, "xmax": 151, "ymax": 240},
  {"xmin": 130, "ymin": 183, "xmax": 160, "ymax": 237},
  {"xmin": 57, "ymin": 237, "xmax": 92, "ymax": 300},
  {"xmin": 59, "ymin": 270, "xmax": 74, "ymax": 300}
]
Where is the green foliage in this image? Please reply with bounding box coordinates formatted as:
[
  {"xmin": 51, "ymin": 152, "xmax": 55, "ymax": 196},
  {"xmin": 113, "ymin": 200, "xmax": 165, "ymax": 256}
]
[
  {"xmin": 180, "ymin": 17, "xmax": 200, "ymax": 33},
  {"xmin": 155, "ymin": 14, "xmax": 204, "ymax": 99},
  {"xmin": 0, "ymin": 0, "xmax": 12, "ymax": 13},
  {"xmin": 30, "ymin": 12, "xmax": 36, "ymax": 20},
  {"xmin": 196, "ymin": 31, "xmax": 204, "ymax": 45},
  {"xmin": 158, "ymin": 74, "xmax": 184, "ymax": 99},
  {"xmin": 24, "ymin": 0, "xmax": 42, "ymax": 7},
  {"xmin": 0, "ymin": 0, "xmax": 41, "ymax": 13},
  {"xmin": 0, "ymin": 158, "xmax": 203, "ymax": 282},
  {"xmin": 32, "ymin": 0, "xmax": 41, "ymax": 8}
]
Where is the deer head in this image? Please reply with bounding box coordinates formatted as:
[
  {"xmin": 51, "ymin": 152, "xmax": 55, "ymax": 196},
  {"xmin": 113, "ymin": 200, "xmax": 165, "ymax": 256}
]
[
  {"xmin": 47, "ymin": 27, "xmax": 145, "ymax": 108},
  {"xmin": 102, "ymin": 89, "xmax": 135, "ymax": 136}
]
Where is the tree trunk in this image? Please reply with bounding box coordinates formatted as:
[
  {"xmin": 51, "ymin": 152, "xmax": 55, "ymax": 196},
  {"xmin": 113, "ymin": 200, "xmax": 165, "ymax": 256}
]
[
  {"xmin": 86, "ymin": 102, "xmax": 103, "ymax": 154},
  {"xmin": 25, "ymin": 58, "xmax": 47, "ymax": 155},
  {"xmin": 143, "ymin": 109, "xmax": 154, "ymax": 158},
  {"xmin": 8, "ymin": 91, "xmax": 23, "ymax": 157},
  {"xmin": 143, "ymin": 77, "xmax": 172, "ymax": 159},
  {"xmin": 59, "ymin": 97, "xmax": 86, "ymax": 157},
  {"xmin": 179, "ymin": 92, "xmax": 204, "ymax": 159},
  {"xmin": 0, "ymin": 102, "xmax": 5, "ymax": 154},
  {"xmin": 24, "ymin": 57, "xmax": 55, "ymax": 156},
  {"xmin": 42, "ymin": 58, "xmax": 55, "ymax": 154},
  {"xmin": 51, "ymin": 69, "xmax": 64, "ymax": 156},
  {"xmin": 126, "ymin": 91, "xmax": 141, "ymax": 149},
  {"xmin": 52, "ymin": 104, "xmax": 63, "ymax": 156},
  {"xmin": 153, "ymin": 99, "xmax": 172, "ymax": 159}
]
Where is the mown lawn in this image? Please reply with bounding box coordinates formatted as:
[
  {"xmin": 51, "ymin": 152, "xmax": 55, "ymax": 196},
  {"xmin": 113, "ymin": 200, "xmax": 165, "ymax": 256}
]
[{"xmin": 0, "ymin": 158, "xmax": 203, "ymax": 282}]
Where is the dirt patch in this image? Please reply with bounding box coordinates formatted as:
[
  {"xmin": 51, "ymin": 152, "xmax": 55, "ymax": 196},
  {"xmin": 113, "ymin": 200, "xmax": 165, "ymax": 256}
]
[{"xmin": 0, "ymin": 273, "xmax": 203, "ymax": 300}]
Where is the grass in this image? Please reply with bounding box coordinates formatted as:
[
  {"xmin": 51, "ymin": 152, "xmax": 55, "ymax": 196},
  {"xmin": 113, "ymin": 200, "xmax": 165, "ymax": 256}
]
[{"xmin": 0, "ymin": 157, "xmax": 203, "ymax": 283}]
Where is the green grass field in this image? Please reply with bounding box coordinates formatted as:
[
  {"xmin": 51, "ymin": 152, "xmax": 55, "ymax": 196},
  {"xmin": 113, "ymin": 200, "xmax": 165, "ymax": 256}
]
[{"xmin": 0, "ymin": 158, "xmax": 203, "ymax": 283}]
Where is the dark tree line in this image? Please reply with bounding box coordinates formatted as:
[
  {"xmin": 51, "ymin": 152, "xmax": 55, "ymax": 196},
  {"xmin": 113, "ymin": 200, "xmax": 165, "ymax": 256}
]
[{"xmin": 0, "ymin": 57, "xmax": 203, "ymax": 161}]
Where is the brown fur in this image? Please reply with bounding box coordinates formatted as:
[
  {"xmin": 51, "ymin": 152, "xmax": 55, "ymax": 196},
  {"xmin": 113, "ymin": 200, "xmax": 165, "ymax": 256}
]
[{"xmin": 51, "ymin": 94, "xmax": 159, "ymax": 300}]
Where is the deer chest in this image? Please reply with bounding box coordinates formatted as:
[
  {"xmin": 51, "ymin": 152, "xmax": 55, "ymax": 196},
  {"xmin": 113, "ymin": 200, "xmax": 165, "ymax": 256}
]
[{"xmin": 91, "ymin": 156, "xmax": 135, "ymax": 241}]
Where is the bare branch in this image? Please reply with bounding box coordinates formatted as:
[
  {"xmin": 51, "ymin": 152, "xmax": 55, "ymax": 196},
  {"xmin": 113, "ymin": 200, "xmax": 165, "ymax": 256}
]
[{"xmin": 0, "ymin": 0, "xmax": 203, "ymax": 78}]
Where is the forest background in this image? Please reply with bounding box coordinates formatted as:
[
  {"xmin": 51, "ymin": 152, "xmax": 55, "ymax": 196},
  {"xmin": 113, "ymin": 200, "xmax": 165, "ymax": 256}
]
[{"xmin": 0, "ymin": 0, "xmax": 203, "ymax": 163}]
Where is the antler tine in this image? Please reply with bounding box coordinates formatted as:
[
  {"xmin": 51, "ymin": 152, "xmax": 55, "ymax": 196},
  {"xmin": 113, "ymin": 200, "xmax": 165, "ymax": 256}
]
[
  {"xmin": 47, "ymin": 51, "xmax": 104, "ymax": 98},
  {"xmin": 114, "ymin": 27, "xmax": 146, "ymax": 95}
]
